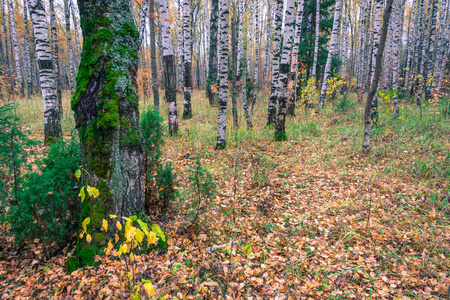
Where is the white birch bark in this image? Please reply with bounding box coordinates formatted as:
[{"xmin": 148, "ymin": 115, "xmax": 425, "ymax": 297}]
[
  {"xmin": 266, "ymin": 0, "xmax": 284, "ymax": 125},
  {"xmin": 64, "ymin": 0, "xmax": 75, "ymax": 93},
  {"xmin": 318, "ymin": 0, "xmax": 341, "ymax": 109},
  {"xmin": 160, "ymin": 0, "xmax": 179, "ymax": 135},
  {"xmin": 286, "ymin": 0, "xmax": 304, "ymax": 115},
  {"xmin": 425, "ymin": 0, "xmax": 439, "ymax": 98},
  {"xmin": 216, "ymin": 0, "xmax": 229, "ymax": 149},
  {"xmin": 29, "ymin": 0, "xmax": 62, "ymax": 141},
  {"xmin": 311, "ymin": 0, "xmax": 320, "ymax": 80},
  {"xmin": 138, "ymin": 0, "xmax": 148, "ymax": 53},
  {"xmin": 274, "ymin": 0, "xmax": 295, "ymax": 140},
  {"xmin": 177, "ymin": 2, "xmax": 184, "ymax": 85},
  {"xmin": 391, "ymin": 0, "xmax": 405, "ymax": 118},
  {"xmin": 435, "ymin": 0, "xmax": 449, "ymax": 93},
  {"xmin": 341, "ymin": 4, "xmax": 349, "ymax": 77},
  {"xmin": 23, "ymin": 0, "xmax": 33, "ymax": 97},
  {"xmin": 9, "ymin": 0, "xmax": 24, "ymax": 95},
  {"xmin": 237, "ymin": 0, "xmax": 243, "ymax": 76},
  {"xmin": 182, "ymin": 0, "xmax": 192, "ymax": 118},
  {"xmin": 404, "ymin": 0, "xmax": 418, "ymax": 92},
  {"xmin": 250, "ymin": 0, "xmax": 259, "ymax": 113},
  {"xmin": 369, "ymin": 0, "xmax": 383, "ymax": 124}
]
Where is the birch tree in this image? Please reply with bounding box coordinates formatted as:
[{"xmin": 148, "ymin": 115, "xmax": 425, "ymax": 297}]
[
  {"xmin": 23, "ymin": 0, "xmax": 33, "ymax": 97},
  {"xmin": 64, "ymin": 0, "xmax": 76, "ymax": 94},
  {"xmin": 391, "ymin": 0, "xmax": 405, "ymax": 118},
  {"xmin": 434, "ymin": 0, "xmax": 449, "ymax": 93},
  {"xmin": 363, "ymin": 0, "xmax": 394, "ymax": 155},
  {"xmin": 425, "ymin": 0, "xmax": 439, "ymax": 99},
  {"xmin": 160, "ymin": 0, "xmax": 179, "ymax": 135},
  {"xmin": 183, "ymin": 0, "xmax": 193, "ymax": 119},
  {"xmin": 149, "ymin": 0, "xmax": 159, "ymax": 109},
  {"xmin": 29, "ymin": 0, "xmax": 62, "ymax": 142},
  {"xmin": 9, "ymin": 0, "xmax": 24, "ymax": 96},
  {"xmin": 207, "ymin": 0, "xmax": 219, "ymax": 106},
  {"xmin": 311, "ymin": 0, "xmax": 320, "ymax": 80},
  {"xmin": 369, "ymin": 0, "xmax": 383, "ymax": 124},
  {"xmin": 318, "ymin": 0, "xmax": 341, "ymax": 109},
  {"xmin": 274, "ymin": 0, "xmax": 295, "ymax": 141},
  {"xmin": 287, "ymin": 0, "xmax": 304, "ymax": 116},
  {"xmin": 49, "ymin": 0, "xmax": 62, "ymax": 115},
  {"xmin": 250, "ymin": 1, "xmax": 259, "ymax": 113},
  {"xmin": 216, "ymin": 0, "xmax": 229, "ymax": 149},
  {"xmin": 266, "ymin": 0, "xmax": 284, "ymax": 125}
]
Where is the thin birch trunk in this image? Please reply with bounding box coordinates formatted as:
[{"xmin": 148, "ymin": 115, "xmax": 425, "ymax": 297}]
[
  {"xmin": 286, "ymin": 0, "xmax": 304, "ymax": 116},
  {"xmin": 149, "ymin": 0, "xmax": 159, "ymax": 109},
  {"xmin": 49, "ymin": 0, "xmax": 62, "ymax": 116},
  {"xmin": 216, "ymin": 0, "xmax": 229, "ymax": 149},
  {"xmin": 318, "ymin": 0, "xmax": 341, "ymax": 109},
  {"xmin": 274, "ymin": 0, "xmax": 295, "ymax": 141},
  {"xmin": 160, "ymin": 0, "xmax": 178, "ymax": 135},
  {"xmin": 138, "ymin": 0, "xmax": 148, "ymax": 54},
  {"xmin": 29, "ymin": 0, "xmax": 62, "ymax": 142},
  {"xmin": 231, "ymin": 9, "xmax": 238, "ymax": 129},
  {"xmin": 177, "ymin": 2, "xmax": 184, "ymax": 86},
  {"xmin": 207, "ymin": 0, "xmax": 219, "ymax": 106},
  {"xmin": 404, "ymin": 0, "xmax": 417, "ymax": 92},
  {"xmin": 23, "ymin": 0, "xmax": 33, "ymax": 97},
  {"xmin": 266, "ymin": 0, "xmax": 284, "ymax": 125},
  {"xmin": 363, "ymin": 0, "xmax": 394, "ymax": 154},
  {"xmin": 434, "ymin": 0, "xmax": 449, "ymax": 94},
  {"xmin": 425, "ymin": 0, "xmax": 439, "ymax": 99},
  {"xmin": 9, "ymin": 0, "xmax": 24, "ymax": 96},
  {"xmin": 391, "ymin": 0, "xmax": 405, "ymax": 118},
  {"xmin": 237, "ymin": 0, "xmax": 243, "ymax": 77},
  {"xmin": 64, "ymin": 0, "xmax": 75, "ymax": 94},
  {"xmin": 263, "ymin": 0, "xmax": 272, "ymax": 84},
  {"xmin": 369, "ymin": 0, "xmax": 383, "ymax": 124},
  {"xmin": 250, "ymin": 1, "xmax": 259, "ymax": 113},
  {"xmin": 416, "ymin": 0, "xmax": 432, "ymax": 106},
  {"xmin": 311, "ymin": 0, "xmax": 320, "ymax": 81},
  {"xmin": 183, "ymin": 0, "xmax": 193, "ymax": 119}
]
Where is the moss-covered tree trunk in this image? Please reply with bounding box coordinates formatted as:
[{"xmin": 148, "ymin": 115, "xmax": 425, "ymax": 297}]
[{"xmin": 72, "ymin": 0, "xmax": 144, "ymax": 264}]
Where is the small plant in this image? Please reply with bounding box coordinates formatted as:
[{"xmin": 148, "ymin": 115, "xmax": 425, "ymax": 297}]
[
  {"xmin": 377, "ymin": 88, "xmax": 398, "ymax": 116},
  {"xmin": 333, "ymin": 96, "xmax": 354, "ymax": 114},
  {"xmin": 300, "ymin": 121, "xmax": 320, "ymax": 136},
  {"xmin": 181, "ymin": 156, "xmax": 216, "ymax": 231},
  {"xmin": 155, "ymin": 163, "xmax": 178, "ymax": 214},
  {"xmin": 5, "ymin": 138, "xmax": 81, "ymax": 249}
]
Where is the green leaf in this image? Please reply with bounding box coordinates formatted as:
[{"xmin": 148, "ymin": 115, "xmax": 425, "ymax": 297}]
[
  {"xmin": 152, "ymin": 224, "xmax": 166, "ymax": 242},
  {"xmin": 75, "ymin": 169, "xmax": 81, "ymax": 179},
  {"xmin": 137, "ymin": 220, "xmax": 149, "ymax": 232}
]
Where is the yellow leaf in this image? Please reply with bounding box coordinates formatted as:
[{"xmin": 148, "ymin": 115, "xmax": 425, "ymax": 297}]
[
  {"xmin": 147, "ymin": 231, "xmax": 158, "ymax": 247},
  {"xmin": 135, "ymin": 229, "xmax": 145, "ymax": 243},
  {"xmin": 79, "ymin": 187, "xmax": 86, "ymax": 202},
  {"xmin": 130, "ymin": 252, "xmax": 134, "ymax": 262},
  {"xmin": 86, "ymin": 234, "xmax": 92, "ymax": 243},
  {"xmin": 91, "ymin": 187, "xmax": 100, "ymax": 198},
  {"xmin": 101, "ymin": 219, "xmax": 108, "ymax": 232},
  {"xmin": 109, "ymin": 214, "xmax": 117, "ymax": 219},
  {"xmin": 128, "ymin": 271, "xmax": 133, "ymax": 282},
  {"xmin": 126, "ymin": 226, "xmax": 137, "ymax": 242},
  {"xmin": 115, "ymin": 234, "xmax": 119, "ymax": 243},
  {"xmin": 82, "ymin": 217, "xmax": 90, "ymax": 232},
  {"xmin": 75, "ymin": 169, "xmax": 81, "ymax": 179},
  {"xmin": 160, "ymin": 294, "xmax": 169, "ymax": 300},
  {"xmin": 79, "ymin": 232, "xmax": 84, "ymax": 239},
  {"xmin": 137, "ymin": 220, "xmax": 149, "ymax": 232},
  {"xmin": 131, "ymin": 285, "xmax": 140, "ymax": 300},
  {"xmin": 116, "ymin": 221, "xmax": 122, "ymax": 231},
  {"xmin": 143, "ymin": 281, "xmax": 155, "ymax": 297}
]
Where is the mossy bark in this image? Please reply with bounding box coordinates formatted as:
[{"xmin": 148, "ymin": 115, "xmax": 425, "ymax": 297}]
[{"xmin": 71, "ymin": 0, "xmax": 144, "ymax": 264}]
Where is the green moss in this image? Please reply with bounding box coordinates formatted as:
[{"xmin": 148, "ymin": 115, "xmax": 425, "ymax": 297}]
[{"xmin": 65, "ymin": 256, "xmax": 80, "ymax": 274}]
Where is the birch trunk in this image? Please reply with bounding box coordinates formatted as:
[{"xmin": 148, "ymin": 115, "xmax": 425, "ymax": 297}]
[
  {"xmin": 434, "ymin": 0, "xmax": 449, "ymax": 94},
  {"xmin": 207, "ymin": 0, "xmax": 219, "ymax": 106},
  {"xmin": 138, "ymin": 0, "xmax": 148, "ymax": 53},
  {"xmin": 425, "ymin": 0, "xmax": 439, "ymax": 99},
  {"xmin": 286, "ymin": 0, "xmax": 304, "ymax": 116},
  {"xmin": 356, "ymin": 0, "xmax": 368, "ymax": 102},
  {"xmin": 415, "ymin": 0, "xmax": 432, "ymax": 106},
  {"xmin": 64, "ymin": 0, "xmax": 75, "ymax": 94},
  {"xmin": 23, "ymin": 0, "xmax": 33, "ymax": 97},
  {"xmin": 391, "ymin": 0, "xmax": 405, "ymax": 118},
  {"xmin": 369, "ymin": 0, "xmax": 383, "ymax": 124},
  {"xmin": 49, "ymin": 0, "xmax": 62, "ymax": 116},
  {"xmin": 216, "ymin": 0, "xmax": 229, "ymax": 149},
  {"xmin": 183, "ymin": 0, "xmax": 193, "ymax": 119},
  {"xmin": 236, "ymin": 0, "xmax": 243, "ymax": 77},
  {"xmin": 231, "ymin": 11, "xmax": 238, "ymax": 128},
  {"xmin": 149, "ymin": 0, "xmax": 159, "ymax": 109},
  {"xmin": 404, "ymin": 0, "xmax": 418, "ymax": 92},
  {"xmin": 29, "ymin": 0, "xmax": 62, "ymax": 142},
  {"xmin": 266, "ymin": 0, "xmax": 284, "ymax": 125},
  {"xmin": 274, "ymin": 0, "xmax": 295, "ymax": 141},
  {"xmin": 177, "ymin": 3, "xmax": 184, "ymax": 86},
  {"xmin": 311, "ymin": 0, "xmax": 320, "ymax": 80},
  {"xmin": 250, "ymin": 1, "xmax": 259, "ymax": 113},
  {"xmin": 318, "ymin": 0, "xmax": 341, "ymax": 109},
  {"xmin": 263, "ymin": 0, "xmax": 272, "ymax": 84},
  {"xmin": 160, "ymin": 0, "xmax": 179, "ymax": 135},
  {"xmin": 363, "ymin": 0, "xmax": 394, "ymax": 154},
  {"xmin": 9, "ymin": 0, "xmax": 24, "ymax": 96}
]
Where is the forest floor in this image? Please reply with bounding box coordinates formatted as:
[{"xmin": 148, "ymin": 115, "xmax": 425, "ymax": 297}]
[{"xmin": 0, "ymin": 90, "xmax": 449, "ymax": 299}]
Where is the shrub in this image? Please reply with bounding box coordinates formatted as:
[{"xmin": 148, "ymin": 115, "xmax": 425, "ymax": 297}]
[
  {"xmin": 181, "ymin": 157, "xmax": 216, "ymax": 230},
  {"xmin": 6, "ymin": 138, "xmax": 81, "ymax": 248},
  {"xmin": 141, "ymin": 108, "xmax": 178, "ymax": 214},
  {"xmin": 333, "ymin": 96, "xmax": 354, "ymax": 114},
  {"xmin": 0, "ymin": 103, "xmax": 35, "ymax": 208}
]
